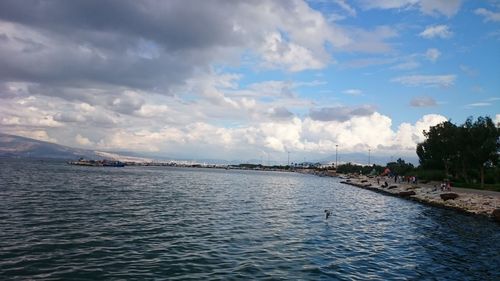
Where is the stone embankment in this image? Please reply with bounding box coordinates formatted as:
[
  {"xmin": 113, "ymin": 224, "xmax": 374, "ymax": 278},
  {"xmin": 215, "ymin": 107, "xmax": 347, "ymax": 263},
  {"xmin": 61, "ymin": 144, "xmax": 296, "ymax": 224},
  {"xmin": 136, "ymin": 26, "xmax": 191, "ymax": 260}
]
[{"xmin": 339, "ymin": 175, "xmax": 500, "ymax": 223}]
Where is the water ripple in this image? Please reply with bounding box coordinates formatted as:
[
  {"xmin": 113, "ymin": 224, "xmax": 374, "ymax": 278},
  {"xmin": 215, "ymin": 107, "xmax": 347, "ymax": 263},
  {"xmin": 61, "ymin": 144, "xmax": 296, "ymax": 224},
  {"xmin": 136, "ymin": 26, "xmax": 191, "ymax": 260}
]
[{"xmin": 0, "ymin": 159, "xmax": 499, "ymax": 280}]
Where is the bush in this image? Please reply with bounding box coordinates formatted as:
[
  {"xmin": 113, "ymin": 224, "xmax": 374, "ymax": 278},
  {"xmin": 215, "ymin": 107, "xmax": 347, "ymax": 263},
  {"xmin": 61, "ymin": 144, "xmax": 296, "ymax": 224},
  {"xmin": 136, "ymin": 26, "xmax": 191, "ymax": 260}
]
[
  {"xmin": 484, "ymin": 168, "xmax": 500, "ymax": 184},
  {"xmin": 414, "ymin": 169, "xmax": 446, "ymax": 181}
]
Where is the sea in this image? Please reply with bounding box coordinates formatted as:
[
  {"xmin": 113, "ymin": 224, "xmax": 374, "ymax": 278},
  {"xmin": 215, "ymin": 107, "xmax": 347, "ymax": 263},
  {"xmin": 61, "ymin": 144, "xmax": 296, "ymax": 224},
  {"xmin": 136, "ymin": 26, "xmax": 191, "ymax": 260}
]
[{"xmin": 0, "ymin": 159, "xmax": 499, "ymax": 280}]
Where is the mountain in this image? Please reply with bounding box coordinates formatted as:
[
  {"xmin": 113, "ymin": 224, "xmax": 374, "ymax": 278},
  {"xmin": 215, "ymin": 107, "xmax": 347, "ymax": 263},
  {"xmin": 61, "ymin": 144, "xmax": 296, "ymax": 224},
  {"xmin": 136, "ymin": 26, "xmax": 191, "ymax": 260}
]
[
  {"xmin": 0, "ymin": 132, "xmax": 100, "ymax": 159},
  {"xmin": 0, "ymin": 132, "xmax": 420, "ymax": 165},
  {"xmin": 0, "ymin": 133, "xmax": 232, "ymax": 163}
]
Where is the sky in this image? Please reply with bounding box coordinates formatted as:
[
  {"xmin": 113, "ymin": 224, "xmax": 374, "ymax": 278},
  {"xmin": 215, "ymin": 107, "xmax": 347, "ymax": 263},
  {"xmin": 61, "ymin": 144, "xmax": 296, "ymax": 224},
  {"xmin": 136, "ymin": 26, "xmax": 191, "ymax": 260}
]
[{"xmin": 0, "ymin": 0, "xmax": 499, "ymax": 164}]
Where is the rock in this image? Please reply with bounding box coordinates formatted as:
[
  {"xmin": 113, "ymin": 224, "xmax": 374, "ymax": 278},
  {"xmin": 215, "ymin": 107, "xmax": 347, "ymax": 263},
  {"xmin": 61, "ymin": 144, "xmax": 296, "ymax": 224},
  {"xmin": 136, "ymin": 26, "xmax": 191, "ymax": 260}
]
[
  {"xmin": 361, "ymin": 180, "xmax": 368, "ymax": 183},
  {"xmin": 440, "ymin": 193, "xmax": 459, "ymax": 201},
  {"xmin": 398, "ymin": 191, "xmax": 416, "ymax": 197},
  {"xmin": 388, "ymin": 185, "xmax": 398, "ymax": 189},
  {"xmin": 492, "ymin": 209, "xmax": 500, "ymax": 223}
]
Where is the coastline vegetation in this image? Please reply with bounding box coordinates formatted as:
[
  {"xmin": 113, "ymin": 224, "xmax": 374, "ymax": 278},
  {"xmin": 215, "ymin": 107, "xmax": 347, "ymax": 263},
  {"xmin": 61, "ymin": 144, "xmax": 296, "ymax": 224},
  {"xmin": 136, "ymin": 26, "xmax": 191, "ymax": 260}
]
[
  {"xmin": 337, "ymin": 116, "xmax": 499, "ymax": 191},
  {"xmin": 417, "ymin": 116, "xmax": 499, "ymax": 190}
]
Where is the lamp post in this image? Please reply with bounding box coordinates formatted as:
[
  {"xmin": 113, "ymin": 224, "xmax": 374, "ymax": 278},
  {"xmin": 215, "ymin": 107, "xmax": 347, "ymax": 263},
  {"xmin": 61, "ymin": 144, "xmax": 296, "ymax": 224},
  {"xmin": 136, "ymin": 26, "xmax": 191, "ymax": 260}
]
[{"xmin": 335, "ymin": 144, "xmax": 338, "ymax": 168}]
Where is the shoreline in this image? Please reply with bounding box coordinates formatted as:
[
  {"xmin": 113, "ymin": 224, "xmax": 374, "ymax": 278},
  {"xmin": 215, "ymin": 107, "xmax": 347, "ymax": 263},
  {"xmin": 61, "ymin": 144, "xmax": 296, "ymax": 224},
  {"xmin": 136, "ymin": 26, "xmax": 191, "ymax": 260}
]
[{"xmin": 338, "ymin": 174, "xmax": 500, "ymax": 223}]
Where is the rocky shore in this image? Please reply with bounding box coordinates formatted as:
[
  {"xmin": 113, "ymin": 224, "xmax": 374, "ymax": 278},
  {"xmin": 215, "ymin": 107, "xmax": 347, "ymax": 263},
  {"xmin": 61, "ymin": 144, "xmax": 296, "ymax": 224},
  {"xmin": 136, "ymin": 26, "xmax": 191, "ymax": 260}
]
[{"xmin": 338, "ymin": 175, "xmax": 500, "ymax": 223}]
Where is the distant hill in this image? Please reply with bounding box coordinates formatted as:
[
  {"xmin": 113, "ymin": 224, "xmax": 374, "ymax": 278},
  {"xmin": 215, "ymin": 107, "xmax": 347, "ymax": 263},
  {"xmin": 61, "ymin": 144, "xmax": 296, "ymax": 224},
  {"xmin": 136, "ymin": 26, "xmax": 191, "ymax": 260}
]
[
  {"xmin": 0, "ymin": 132, "xmax": 100, "ymax": 159},
  {"xmin": 0, "ymin": 132, "xmax": 419, "ymax": 165}
]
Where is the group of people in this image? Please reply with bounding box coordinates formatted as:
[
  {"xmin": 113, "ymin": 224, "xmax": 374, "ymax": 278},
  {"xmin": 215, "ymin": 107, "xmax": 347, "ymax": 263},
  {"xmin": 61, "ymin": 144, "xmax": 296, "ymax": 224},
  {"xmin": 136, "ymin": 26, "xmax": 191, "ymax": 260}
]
[
  {"xmin": 392, "ymin": 175, "xmax": 418, "ymax": 184},
  {"xmin": 376, "ymin": 168, "xmax": 453, "ymax": 192},
  {"xmin": 377, "ymin": 175, "xmax": 418, "ymax": 186},
  {"xmin": 440, "ymin": 180, "xmax": 452, "ymax": 191}
]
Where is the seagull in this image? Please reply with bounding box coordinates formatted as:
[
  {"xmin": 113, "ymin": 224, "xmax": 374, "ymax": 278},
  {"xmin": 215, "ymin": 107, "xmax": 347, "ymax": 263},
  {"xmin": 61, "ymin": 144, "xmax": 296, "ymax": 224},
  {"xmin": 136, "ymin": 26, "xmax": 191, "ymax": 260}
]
[{"xmin": 324, "ymin": 209, "xmax": 332, "ymax": 219}]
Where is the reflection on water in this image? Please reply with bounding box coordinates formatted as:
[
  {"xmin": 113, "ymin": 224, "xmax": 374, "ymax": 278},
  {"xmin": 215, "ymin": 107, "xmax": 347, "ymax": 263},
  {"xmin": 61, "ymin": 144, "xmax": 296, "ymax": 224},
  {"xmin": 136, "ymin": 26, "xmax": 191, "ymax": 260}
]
[{"xmin": 0, "ymin": 159, "xmax": 499, "ymax": 280}]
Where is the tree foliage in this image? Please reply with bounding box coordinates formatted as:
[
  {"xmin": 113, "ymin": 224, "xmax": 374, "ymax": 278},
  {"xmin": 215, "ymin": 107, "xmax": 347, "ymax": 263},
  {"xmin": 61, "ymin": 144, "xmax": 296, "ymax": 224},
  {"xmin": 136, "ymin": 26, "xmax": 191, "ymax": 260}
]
[
  {"xmin": 337, "ymin": 163, "xmax": 385, "ymax": 175},
  {"xmin": 386, "ymin": 158, "xmax": 414, "ymax": 176},
  {"xmin": 417, "ymin": 116, "xmax": 499, "ymax": 187}
]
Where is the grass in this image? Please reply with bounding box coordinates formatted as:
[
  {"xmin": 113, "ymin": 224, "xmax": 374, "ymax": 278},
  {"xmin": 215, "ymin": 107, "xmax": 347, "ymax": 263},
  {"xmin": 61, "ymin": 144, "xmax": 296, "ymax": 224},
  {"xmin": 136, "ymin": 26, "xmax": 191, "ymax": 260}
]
[{"xmin": 451, "ymin": 182, "xmax": 500, "ymax": 192}]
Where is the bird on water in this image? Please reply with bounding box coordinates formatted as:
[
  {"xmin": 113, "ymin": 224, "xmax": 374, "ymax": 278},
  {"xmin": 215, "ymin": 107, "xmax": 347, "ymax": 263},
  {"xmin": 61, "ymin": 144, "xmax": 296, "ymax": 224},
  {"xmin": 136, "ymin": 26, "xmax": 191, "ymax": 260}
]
[{"xmin": 324, "ymin": 209, "xmax": 332, "ymax": 219}]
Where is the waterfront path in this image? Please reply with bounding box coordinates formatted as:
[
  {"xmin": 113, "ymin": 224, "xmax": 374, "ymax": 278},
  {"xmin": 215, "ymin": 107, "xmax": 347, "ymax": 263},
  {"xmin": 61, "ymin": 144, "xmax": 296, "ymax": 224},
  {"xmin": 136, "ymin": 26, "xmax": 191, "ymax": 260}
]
[{"xmin": 339, "ymin": 175, "xmax": 500, "ymax": 220}]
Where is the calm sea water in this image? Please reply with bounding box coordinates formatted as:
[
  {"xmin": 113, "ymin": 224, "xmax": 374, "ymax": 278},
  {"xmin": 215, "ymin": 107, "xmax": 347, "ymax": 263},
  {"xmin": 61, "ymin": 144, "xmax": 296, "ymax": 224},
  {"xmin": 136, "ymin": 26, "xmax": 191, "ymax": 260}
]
[{"xmin": 0, "ymin": 159, "xmax": 499, "ymax": 280}]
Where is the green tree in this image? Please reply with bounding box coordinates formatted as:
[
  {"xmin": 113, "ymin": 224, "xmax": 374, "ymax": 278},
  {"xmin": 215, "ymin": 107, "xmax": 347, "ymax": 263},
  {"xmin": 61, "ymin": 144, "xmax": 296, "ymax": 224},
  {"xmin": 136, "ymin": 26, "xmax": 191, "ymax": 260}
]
[
  {"xmin": 386, "ymin": 158, "xmax": 414, "ymax": 175},
  {"xmin": 417, "ymin": 121, "xmax": 458, "ymax": 176},
  {"xmin": 463, "ymin": 116, "xmax": 499, "ymax": 188},
  {"xmin": 417, "ymin": 116, "xmax": 500, "ymax": 187}
]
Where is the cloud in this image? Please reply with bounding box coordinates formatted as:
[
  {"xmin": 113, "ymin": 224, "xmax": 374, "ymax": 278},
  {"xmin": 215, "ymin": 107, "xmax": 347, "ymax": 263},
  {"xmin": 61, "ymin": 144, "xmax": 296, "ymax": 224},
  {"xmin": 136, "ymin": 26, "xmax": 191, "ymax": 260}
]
[
  {"xmin": 466, "ymin": 102, "xmax": 491, "ymax": 107},
  {"xmin": 0, "ymin": 102, "xmax": 63, "ymax": 128},
  {"xmin": 343, "ymin": 57, "xmax": 396, "ymax": 68},
  {"xmin": 424, "ymin": 48, "xmax": 441, "ymax": 62},
  {"xmin": 8, "ymin": 129, "xmax": 57, "ymax": 143},
  {"xmin": 459, "ymin": 64, "xmax": 478, "ymax": 77},
  {"xmin": 418, "ymin": 0, "xmax": 462, "ymax": 17},
  {"xmin": 309, "ymin": 105, "xmax": 376, "ymax": 122},
  {"xmin": 391, "ymin": 60, "xmax": 421, "ymax": 70},
  {"xmin": 90, "ymin": 112, "xmax": 448, "ymax": 158},
  {"xmin": 247, "ymin": 80, "xmax": 295, "ymax": 98},
  {"xmin": 334, "ymin": 0, "xmax": 357, "ymax": 17},
  {"xmin": 259, "ymin": 32, "xmax": 325, "ymax": 72},
  {"xmin": 340, "ymin": 25, "xmax": 398, "ymax": 53},
  {"xmin": 410, "ymin": 96, "xmax": 437, "ymax": 107},
  {"xmin": 358, "ymin": 0, "xmax": 462, "ymax": 17},
  {"xmin": 0, "ymin": 0, "xmax": 348, "ymax": 94},
  {"xmin": 0, "ymin": 1, "xmax": 475, "ymax": 162},
  {"xmin": 495, "ymin": 114, "xmax": 500, "ymax": 127},
  {"xmin": 475, "ymin": 8, "xmax": 500, "ymax": 22},
  {"xmin": 393, "ymin": 114, "xmax": 448, "ymax": 150},
  {"xmin": 1, "ymin": 84, "xmax": 450, "ymax": 159},
  {"xmin": 75, "ymin": 134, "xmax": 93, "ymax": 146},
  {"xmin": 134, "ymin": 104, "xmax": 170, "ymax": 118},
  {"xmin": 342, "ymin": 89, "xmax": 363, "ymax": 96},
  {"xmin": 54, "ymin": 112, "xmax": 86, "ymax": 123},
  {"xmin": 108, "ymin": 90, "xmax": 145, "ymax": 115},
  {"xmin": 268, "ymin": 106, "xmax": 294, "ymax": 120},
  {"xmin": 419, "ymin": 25, "xmax": 453, "ymax": 39},
  {"xmin": 391, "ymin": 75, "xmax": 456, "ymax": 87}
]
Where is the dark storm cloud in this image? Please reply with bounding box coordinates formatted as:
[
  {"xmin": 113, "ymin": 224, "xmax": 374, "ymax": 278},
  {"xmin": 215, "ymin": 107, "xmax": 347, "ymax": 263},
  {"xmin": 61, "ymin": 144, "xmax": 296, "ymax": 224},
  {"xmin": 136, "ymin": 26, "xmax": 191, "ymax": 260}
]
[
  {"xmin": 309, "ymin": 105, "xmax": 375, "ymax": 122},
  {"xmin": 0, "ymin": 0, "xmax": 239, "ymax": 50},
  {"xmin": 0, "ymin": 0, "xmax": 255, "ymax": 94}
]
